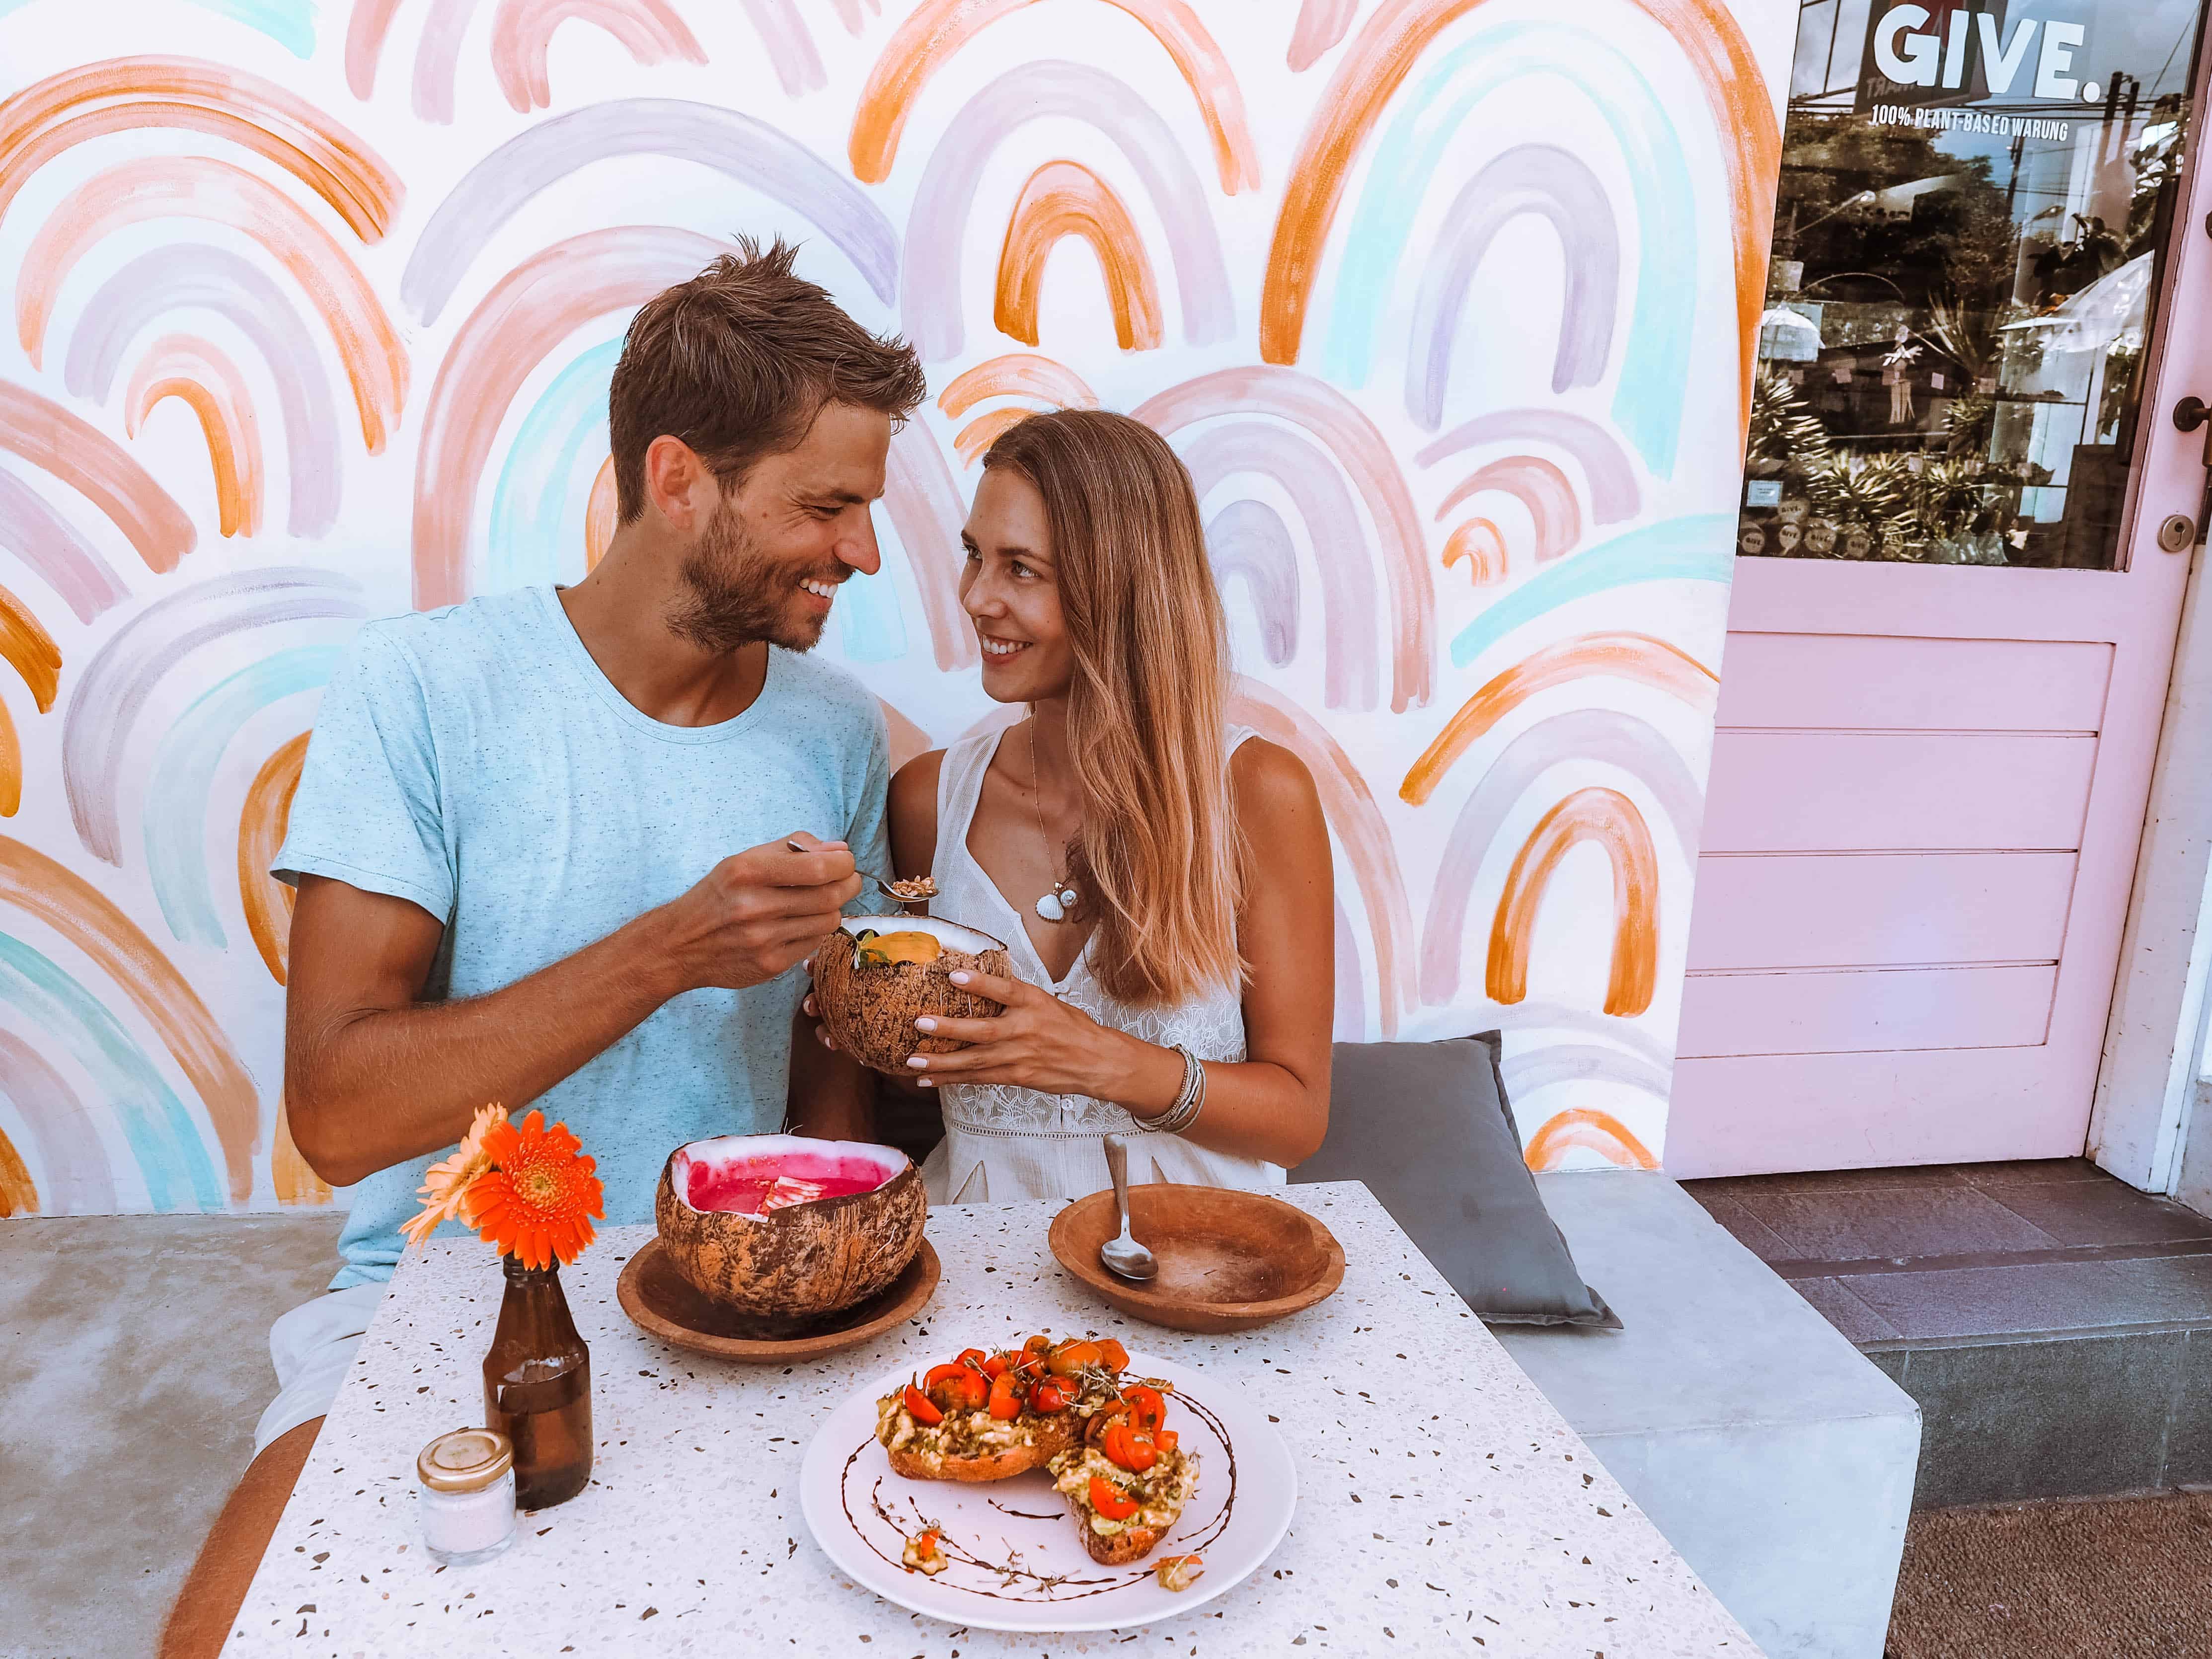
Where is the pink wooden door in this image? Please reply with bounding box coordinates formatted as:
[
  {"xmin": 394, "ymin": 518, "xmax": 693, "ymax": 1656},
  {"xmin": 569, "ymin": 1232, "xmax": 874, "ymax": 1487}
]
[{"xmin": 1668, "ymin": 2, "xmax": 2212, "ymax": 1175}]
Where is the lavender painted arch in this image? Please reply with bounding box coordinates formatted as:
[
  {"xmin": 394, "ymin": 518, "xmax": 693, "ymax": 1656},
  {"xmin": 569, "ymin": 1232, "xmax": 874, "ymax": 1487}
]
[
  {"xmin": 1206, "ymin": 498, "xmax": 1298, "ymax": 668},
  {"xmin": 1503, "ymin": 1042, "xmax": 1673, "ymax": 1108},
  {"xmin": 1419, "ymin": 707, "xmax": 1702, "ymax": 1006},
  {"xmin": 1416, "ymin": 409, "xmax": 1640, "ymax": 526},
  {"xmin": 401, "ymin": 99, "xmax": 901, "ymax": 324},
  {"xmin": 898, "ymin": 61, "xmax": 1233, "ymax": 362},
  {"xmin": 145, "ymin": 644, "xmax": 340, "ymax": 950},
  {"xmin": 1322, "ymin": 22, "xmax": 1696, "ymax": 476},
  {"xmin": 63, "ymin": 569, "xmax": 366, "ymax": 866},
  {"xmin": 0, "ymin": 467, "xmax": 129, "ymax": 624},
  {"xmin": 1408, "ymin": 144, "xmax": 1620, "ymax": 432},
  {"xmin": 62, "ymin": 244, "xmax": 344, "ymax": 538},
  {"xmin": 0, "ymin": 1025, "xmax": 116, "ymax": 1214},
  {"xmin": 1138, "ymin": 368, "xmax": 1433, "ymax": 713},
  {"xmin": 1183, "ymin": 421, "xmax": 1373, "ymax": 707}
]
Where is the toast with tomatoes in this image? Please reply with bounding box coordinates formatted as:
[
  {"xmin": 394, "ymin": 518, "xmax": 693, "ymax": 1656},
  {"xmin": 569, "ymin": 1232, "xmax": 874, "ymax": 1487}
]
[
  {"xmin": 1047, "ymin": 1381, "xmax": 1197, "ymax": 1565},
  {"xmin": 875, "ymin": 1334, "xmax": 1126, "ymax": 1483}
]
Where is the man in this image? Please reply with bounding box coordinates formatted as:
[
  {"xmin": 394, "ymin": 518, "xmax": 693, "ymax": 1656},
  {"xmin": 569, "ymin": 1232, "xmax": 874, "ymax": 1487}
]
[{"xmin": 254, "ymin": 237, "xmax": 926, "ymax": 1452}]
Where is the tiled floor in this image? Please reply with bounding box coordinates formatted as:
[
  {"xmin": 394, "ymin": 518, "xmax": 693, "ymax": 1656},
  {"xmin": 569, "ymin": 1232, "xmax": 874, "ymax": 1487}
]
[{"xmin": 1682, "ymin": 1159, "xmax": 2212, "ymax": 1506}]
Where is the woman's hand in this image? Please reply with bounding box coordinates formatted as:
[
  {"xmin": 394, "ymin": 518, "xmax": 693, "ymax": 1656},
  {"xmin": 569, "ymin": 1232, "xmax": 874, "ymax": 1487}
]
[{"xmin": 903, "ymin": 969, "xmax": 1184, "ymax": 1111}]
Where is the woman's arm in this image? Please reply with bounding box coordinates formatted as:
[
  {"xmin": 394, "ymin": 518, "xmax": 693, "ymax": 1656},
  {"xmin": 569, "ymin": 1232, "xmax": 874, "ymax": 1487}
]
[{"xmin": 905, "ymin": 739, "xmax": 1334, "ymax": 1167}]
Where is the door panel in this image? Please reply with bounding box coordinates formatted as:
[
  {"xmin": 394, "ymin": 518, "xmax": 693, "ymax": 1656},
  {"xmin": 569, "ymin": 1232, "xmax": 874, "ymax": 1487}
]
[
  {"xmin": 1678, "ymin": 965, "xmax": 2059, "ymax": 1057},
  {"xmin": 1702, "ymin": 732, "xmax": 2098, "ymax": 851},
  {"xmin": 1687, "ymin": 851, "xmax": 2077, "ymax": 969},
  {"xmin": 1714, "ymin": 635, "xmax": 2114, "ymax": 733}
]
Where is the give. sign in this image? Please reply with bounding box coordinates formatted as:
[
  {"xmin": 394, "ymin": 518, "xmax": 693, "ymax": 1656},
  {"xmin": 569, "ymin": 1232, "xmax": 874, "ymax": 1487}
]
[{"xmin": 1871, "ymin": 5, "xmax": 2091, "ymax": 100}]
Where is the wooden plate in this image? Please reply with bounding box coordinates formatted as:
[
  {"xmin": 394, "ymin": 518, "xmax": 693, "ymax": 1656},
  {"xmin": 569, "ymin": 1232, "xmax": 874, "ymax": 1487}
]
[
  {"xmin": 1047, "ymin": 1184, "xmax": 1344, "ymax": 1333},
  {"xmin": 616, "ymin": 1237, "xmax": 939, "ymax": 1362}
]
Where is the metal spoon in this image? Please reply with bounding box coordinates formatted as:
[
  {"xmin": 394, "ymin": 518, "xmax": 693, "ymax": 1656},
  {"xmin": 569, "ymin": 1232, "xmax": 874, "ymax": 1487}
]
[
  {"xmin": 785, "ymin": 840, "xmax": 932, "ymax": 907},
  {"xmin": 1100, "ymin": 1135, "xmax": 1158, "ymax": 1281}
]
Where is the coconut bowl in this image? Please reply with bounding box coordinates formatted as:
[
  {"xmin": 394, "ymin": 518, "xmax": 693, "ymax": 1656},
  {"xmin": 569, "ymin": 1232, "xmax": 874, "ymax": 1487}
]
[
  {"xmin": 654, "ymin": 1134, "xmax": 927, "ymax": 1323},
  {"xmin": 809, "ymin": 914, "xmax": 1012, "ymax": 1075}
]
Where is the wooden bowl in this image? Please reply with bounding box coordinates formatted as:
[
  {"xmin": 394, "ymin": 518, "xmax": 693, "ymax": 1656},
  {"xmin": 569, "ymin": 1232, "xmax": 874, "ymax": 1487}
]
[
  {"xmin": 616, "ymin": 1237, "xmax": 939, "ymax": 1363},
  {"xmin": 1047, "ymin": 1185, "xmax": 1345, "ymax": 1333}
]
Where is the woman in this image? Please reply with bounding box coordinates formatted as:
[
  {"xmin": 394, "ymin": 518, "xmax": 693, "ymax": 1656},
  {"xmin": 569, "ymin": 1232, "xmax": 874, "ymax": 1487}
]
[{"xmin": 871, "ymin": 408, "xmax": 1333, "ymax": 1203}]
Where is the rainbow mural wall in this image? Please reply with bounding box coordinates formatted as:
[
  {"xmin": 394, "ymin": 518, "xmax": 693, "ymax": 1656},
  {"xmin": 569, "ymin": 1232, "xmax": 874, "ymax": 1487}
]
[{"xmin": 0, "ymin": 0, "xmax": 1795, "ymax": 1216}]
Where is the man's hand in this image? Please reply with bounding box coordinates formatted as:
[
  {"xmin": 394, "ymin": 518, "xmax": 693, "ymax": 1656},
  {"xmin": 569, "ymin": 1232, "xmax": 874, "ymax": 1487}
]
[{"xmin": 651, "ymin": 831, "xmax": 862, "ymax": 992}]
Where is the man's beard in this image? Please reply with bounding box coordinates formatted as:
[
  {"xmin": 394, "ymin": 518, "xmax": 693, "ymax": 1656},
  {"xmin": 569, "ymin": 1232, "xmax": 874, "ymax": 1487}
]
[{"xmin": 666, "ymin": 496, "xmax": 829, "ymax": 655}]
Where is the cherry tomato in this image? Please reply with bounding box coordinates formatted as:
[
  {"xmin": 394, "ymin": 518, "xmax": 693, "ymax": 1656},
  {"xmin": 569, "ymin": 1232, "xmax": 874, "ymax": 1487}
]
[
  {"xmin": 1030, "ymin": 1376, "xmax": 1072, "ymax": 1414},
  {"xmin": 923, "ymin": 1363, "xmax": 987, "ymax": 1411},
  {"xmin": 1024, "ymin": 1333, "xmax": 1053, "ymax": 1356},
  {"xmin": 1096, "ymin": 1339, "xmax": 1130, "ymax": 1372},
  {"xmin": 987, "ymin": 1370, "xmax": 1025, "ymax": 1421},
  {"xmin": 903, "ymin": 1383, "xmax": 943, "ymax": 1426},
  {"xmin": 1102, "ymin": 1423, "xmax": 1158, "ymax": 1473},
  {"xmin": 1121, "ymin": 1384, "xmax": 1167, "ymax": 1434},
  {"xmin": 955, "ymin": 1348, "xmax": 988, "ymax": 1369},
  {"xmin": 1085, "ymin": 1402, "xmax": 1130, "ymax": 1447},
  {"xmin": 1047, "ymin": 1339, "xmax": 1102, "ymax": 1378},
  {"xmin": 1087, "ymin": 1475, "xmax": 1140, "ymax": 1521},
  {"xmin": 981, "ymin": 1352, "xmax": 1013, "ymax": 1380},
  {"xmin": 1155, "ymin": 1429, "xmax": 1179, "ymax": 1453}
]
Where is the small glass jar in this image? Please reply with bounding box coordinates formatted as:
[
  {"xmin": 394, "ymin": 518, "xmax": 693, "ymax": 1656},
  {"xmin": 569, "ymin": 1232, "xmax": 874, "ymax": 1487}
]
[{"xmin": 415, "ymin": 1428, "xmax": 517, "ymax": 1566}]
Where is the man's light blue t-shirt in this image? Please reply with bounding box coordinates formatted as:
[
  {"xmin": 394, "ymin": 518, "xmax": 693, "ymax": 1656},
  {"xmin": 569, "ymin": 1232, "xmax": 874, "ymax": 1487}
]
[{"xmin": 274, "ymin": 585, "xmax": 891, "ymax": 1289}]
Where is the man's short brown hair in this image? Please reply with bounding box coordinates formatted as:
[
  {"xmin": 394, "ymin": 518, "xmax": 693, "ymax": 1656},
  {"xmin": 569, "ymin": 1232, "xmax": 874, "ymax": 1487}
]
[{"xmin": 607, "ymin": 237, "xmax": 926, "ymax": 524}]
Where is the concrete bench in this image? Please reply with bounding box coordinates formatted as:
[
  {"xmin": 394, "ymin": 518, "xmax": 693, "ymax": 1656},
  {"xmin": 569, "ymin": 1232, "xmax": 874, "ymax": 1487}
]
[{"xmin": 1495, "ymin": 1170, "xmax": 1920, "ymax": 1659}]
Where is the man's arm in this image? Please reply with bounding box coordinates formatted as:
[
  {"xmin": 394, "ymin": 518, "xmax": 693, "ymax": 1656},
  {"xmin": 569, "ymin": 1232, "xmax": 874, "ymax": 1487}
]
[{"xmin": 285, "ymin": 836, "xmax": 861, "ymax": 1188}]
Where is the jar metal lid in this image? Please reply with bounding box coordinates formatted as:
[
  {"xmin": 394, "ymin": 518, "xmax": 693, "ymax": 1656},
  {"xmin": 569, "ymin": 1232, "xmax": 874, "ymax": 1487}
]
[{"xmin": 417, "ymin": 1429, "xmax": 514, "ymax": 1493}]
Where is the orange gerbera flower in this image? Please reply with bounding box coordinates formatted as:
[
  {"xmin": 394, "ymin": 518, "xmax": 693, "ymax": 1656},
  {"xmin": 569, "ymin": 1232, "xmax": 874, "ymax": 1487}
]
[
  {"xmin": 400, "ymin": 1102, "xmax": 508, "ymax": 1250},
  {"xmin": 466, "ymin": 1109, "xmax": 605, "ymax": 1269}
]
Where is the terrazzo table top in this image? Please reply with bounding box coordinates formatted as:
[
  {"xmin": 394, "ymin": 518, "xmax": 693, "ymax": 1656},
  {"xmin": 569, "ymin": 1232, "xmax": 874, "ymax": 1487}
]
[{"xmin": 228, "ymin": 1182, "xmax": 1758, "ymax": 1657}]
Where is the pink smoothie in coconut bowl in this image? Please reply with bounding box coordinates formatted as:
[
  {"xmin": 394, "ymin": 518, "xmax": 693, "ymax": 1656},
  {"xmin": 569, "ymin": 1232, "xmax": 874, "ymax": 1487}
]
[{"xmin": 675, "ymin": 1135, "xmax": 905, "ymax": 1217}]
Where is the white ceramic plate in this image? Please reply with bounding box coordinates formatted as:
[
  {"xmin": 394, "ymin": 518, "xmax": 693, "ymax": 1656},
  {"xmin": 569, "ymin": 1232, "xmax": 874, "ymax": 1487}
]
[{"xmin": 799, "ymin": 1352, "xmax": 1296, "ymax": 1632}]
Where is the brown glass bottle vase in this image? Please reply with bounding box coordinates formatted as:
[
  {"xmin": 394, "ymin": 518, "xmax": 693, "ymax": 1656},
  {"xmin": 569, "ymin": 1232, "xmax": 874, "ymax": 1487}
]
[{"xmin": 482, "ymin": 1254, "xmax": 593, "ymax": 1509}]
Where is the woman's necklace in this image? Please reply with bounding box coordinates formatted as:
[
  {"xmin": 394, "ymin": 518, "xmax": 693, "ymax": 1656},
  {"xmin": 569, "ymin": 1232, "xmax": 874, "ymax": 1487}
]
[{"xmin": 1028, "ymin": 723, "xmax": 1081, "ymax": 923}]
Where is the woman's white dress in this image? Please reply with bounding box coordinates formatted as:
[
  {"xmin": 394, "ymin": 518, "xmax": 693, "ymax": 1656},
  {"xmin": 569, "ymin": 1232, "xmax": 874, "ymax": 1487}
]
[{"xmin": 918, "ymin": 725, "xmax": 1282, "ymax": 1205}]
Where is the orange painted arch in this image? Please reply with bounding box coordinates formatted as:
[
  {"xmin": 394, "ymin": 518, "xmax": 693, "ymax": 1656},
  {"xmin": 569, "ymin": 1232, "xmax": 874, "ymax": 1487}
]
[
  {"xmin": 0, "ymin": 1124, "xmax": 36, "ymax": 1214},
  {"xmin": 938, "ymin": 353, "xmax": 1099, "ymax": 419},
  {"xmin": 271, "ymin": 1095, "xmax": 330, "ymax": 1206},
  {"xmin": 125, "ymin": 334, "xmax": 264, "ymax": 539},
  {"xmin": 954, "ymin": 406, "xmax": 1036, "ymax": 466},
  {"xmin": 0, "ymin": 836, "xmax": 260, "ymax": 1202},
  {"xmin": 1442, "ymin": 518, "xmax": 1507, "ymax": 585},
  {"xmin": 1400, "ymin": 631, "xmax": 1718, "ymax": 806},
  {"xmin": 0, "ymin": 697, "xmax": 19, "ymax": 817},
  {"xmin": 237, "ymin": 731, "xmax": 308, "ymax": 985},
  {"xmin": 995, "ymin": 159, "xmax": 1164, "ymax": 352},
  {"xmin": 585, "ymin": 453, "xmax": 619, "ymax": 571},
  {"xmin": 0, "ymin": 583, "xmax": 61, "ymax": 716},
  {"xmin": 1524, "ymin": 1107, "xmax": 1659, "ymax": 1172},
  {"xmin": 1486, "ymin": 786, "xmax": 1658, "ymax": 1016},
  {"xmin": 1257, "ymin": 0, "xmax": 1778, "ymax": 428},
  {"xmin": 19, "ymin": 155, "xmax": 409, "ymax": 454},
  {"xmin": 850, "ymin": 0, "xmax": 1260, "ymax": 194},
  {"xmin": 0, "ymin": 56, "xmax": 403, "ymax": 240},
  {"xmin": 0, "ymin": 379, "xmax": 195, "ymax": 575}
]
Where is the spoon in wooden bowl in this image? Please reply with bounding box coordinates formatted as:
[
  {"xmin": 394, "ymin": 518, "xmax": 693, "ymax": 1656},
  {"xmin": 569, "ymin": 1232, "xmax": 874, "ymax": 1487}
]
[{"xmin": 1100, "ymin": 1136, "xmax": 1159, "ymax": 1281}]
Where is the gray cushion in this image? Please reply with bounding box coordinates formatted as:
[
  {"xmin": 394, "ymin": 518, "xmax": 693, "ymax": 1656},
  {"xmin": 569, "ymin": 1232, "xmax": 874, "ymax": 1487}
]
[{"xmin": 1293, "ymin": 1034, "xmax": 1618, "ymax": 1328}]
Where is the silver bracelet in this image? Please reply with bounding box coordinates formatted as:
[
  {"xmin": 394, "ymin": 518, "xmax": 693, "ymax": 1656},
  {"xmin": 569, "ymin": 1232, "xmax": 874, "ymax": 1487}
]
[{"xmin": 1133, "ymin": 1044, "xmax": 1206, "ymax": 1135}]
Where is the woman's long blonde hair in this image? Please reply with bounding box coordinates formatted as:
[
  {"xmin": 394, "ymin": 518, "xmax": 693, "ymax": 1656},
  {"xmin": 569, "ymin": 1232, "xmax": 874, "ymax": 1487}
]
[{"xmin": 982, "ymin": 409, "xmax": 1243, "ymax": 1006}]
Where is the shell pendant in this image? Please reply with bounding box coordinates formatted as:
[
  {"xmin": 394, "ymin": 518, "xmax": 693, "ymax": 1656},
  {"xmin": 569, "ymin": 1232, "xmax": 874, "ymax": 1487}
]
[{"xmin": 1035, "ymin": 885, "xmax": 1078, "ymax": 923}]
